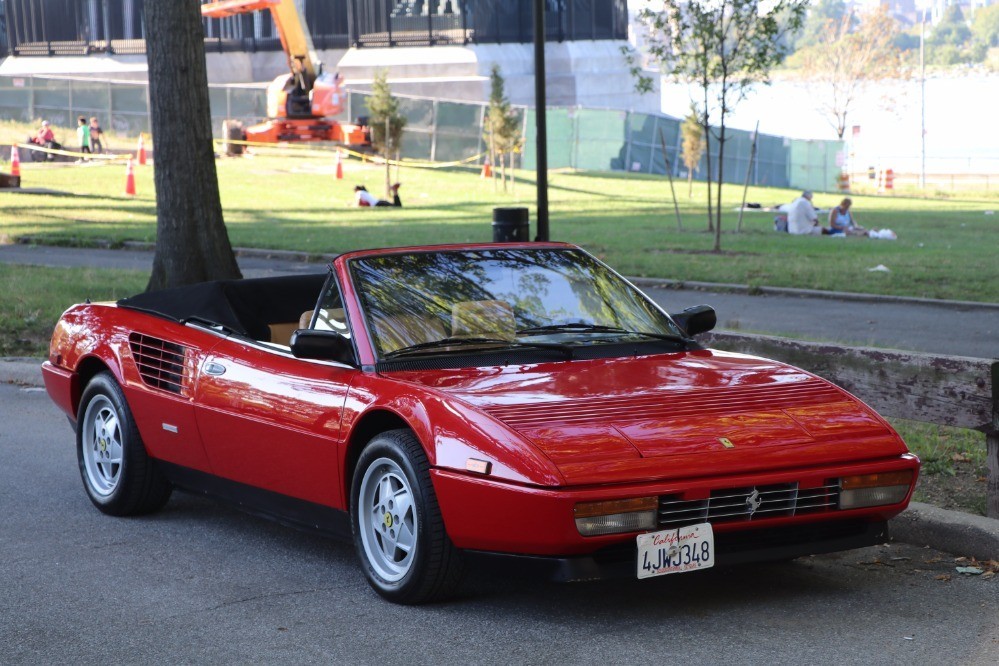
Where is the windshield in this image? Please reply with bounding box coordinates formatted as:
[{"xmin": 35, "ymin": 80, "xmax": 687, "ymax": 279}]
[{"xmin": 350, "ymin": 248, "xmax": 685, "ymax": 358}]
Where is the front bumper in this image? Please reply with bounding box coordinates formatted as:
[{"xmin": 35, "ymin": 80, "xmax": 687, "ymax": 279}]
[
  {"xmin": 466, "ymin": 519, "xmax": 888, "ymax": 582},
  {"xmin": 431, "ymin": 454, "xmax": 917, "ymax": 556}
]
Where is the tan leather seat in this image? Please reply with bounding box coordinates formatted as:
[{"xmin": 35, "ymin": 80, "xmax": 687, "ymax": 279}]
[
  {"xmin": 372, "ymin": 314, "xmax": 446, "ymax": 353},
  {"xmin": 451, "ymin": 300, "xmax": 515, "ymax": 340}
]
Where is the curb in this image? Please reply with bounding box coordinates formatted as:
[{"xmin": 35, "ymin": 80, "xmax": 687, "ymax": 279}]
[
  {"xmin": 4, "ymin": 356, "xmax": 995, "ymax": 559},
  {"xmin": 1, "ymin": 357, "xmax": 43, "ymax": 387},
  {"xmin": 628, "ymin": 277, "xmax": 999, "ymax": 312},
  {"xmin": 13, "ymin": 237, "xmax": 999, "ymax": 311},
  {"xmin": 890, "ymin": 502, "xmax": 999, "ymax": 561}
]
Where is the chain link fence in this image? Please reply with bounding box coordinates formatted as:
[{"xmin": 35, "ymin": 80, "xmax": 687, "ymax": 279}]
[{"xmin": 1, "ymin": 74, "xmax": 848, "ymax": 191}]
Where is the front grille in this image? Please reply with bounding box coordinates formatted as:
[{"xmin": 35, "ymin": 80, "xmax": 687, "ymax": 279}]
[
  {"xmin": 128, "ymin": 332, "xmax": 188, "ymax": 395},
  {"xmin": 658, "ymin": 481, "xmax": 840, "ymax": 529}
]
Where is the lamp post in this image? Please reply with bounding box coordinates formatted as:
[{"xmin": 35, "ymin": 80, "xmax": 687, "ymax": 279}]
[
  {"xmin": 919, "ymin": 7, "xmax": 926, "ymax": 190},
  {"xmin": 533, "ymin": 0, "xmax": 550, "ymax": 241}
]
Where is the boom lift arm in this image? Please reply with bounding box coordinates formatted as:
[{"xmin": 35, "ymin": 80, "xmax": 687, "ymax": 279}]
[{"xmin": 200, "ymin": 0, "xmax": 368, "ymax": 145}]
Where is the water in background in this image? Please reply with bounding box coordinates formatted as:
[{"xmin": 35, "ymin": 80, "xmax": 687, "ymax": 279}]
[{"xmin": 661, "ymin": 74, "xmax": 999, "ymax": 175}]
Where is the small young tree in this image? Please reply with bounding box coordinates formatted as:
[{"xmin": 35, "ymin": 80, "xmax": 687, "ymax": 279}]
[
  {"xmin": 641, "ymin": 0, "xmax": 806, "ymax": 251},
  {"xmin": 798, "ymin": 7, "xmax": 906, "ymax": 139},
  {"xmin": 680, "ymin": 107, "xmax": 705, "ymax": 198},
  {"xmin": 483, "ymin": 65, "xmax": 523, "ymax": 192},
  {"xmin": 366, "ymin": 70, "xmax": 407, "ymax": 199}
]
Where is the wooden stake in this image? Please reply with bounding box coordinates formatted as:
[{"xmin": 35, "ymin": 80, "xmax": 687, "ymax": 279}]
[
  {"xmin": 657, "ymin": 127, "xmax": 683, "ymax": 232},
  {"xmin": 736, "ymin": 121, "xmax": 759, "ymax": 233}
]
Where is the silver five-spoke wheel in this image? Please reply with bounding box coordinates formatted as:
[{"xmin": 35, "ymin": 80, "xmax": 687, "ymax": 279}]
[
  {"xmin": 357, "ymin": 457, "xmax": 418, "ymax": 582},
  {"xmin": 81, "ymin": 394, "xmax": 123, "ymax": 496}
]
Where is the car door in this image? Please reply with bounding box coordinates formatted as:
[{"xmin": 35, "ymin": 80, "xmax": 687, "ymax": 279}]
[{"xmin": 193, "ymin": 338, "xmax": 357, "ymax": 508}]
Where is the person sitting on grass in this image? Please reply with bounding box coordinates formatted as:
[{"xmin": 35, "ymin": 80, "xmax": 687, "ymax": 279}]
[
  {"xmin": 827, "ymin": 198, "xmax": 867, "ymax": 236},
  {"xmin": 353, "ymin": 183, "xmax": 402, "ymax": 207},
  {"xmin": 787, "ymin": 190, "xmax": 827, "ymax": 236}
]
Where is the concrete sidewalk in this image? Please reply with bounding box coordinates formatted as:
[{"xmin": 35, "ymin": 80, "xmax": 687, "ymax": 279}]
[{"xmin": 2, "ymin": 243, "xmax": 997, "ymax": 358}]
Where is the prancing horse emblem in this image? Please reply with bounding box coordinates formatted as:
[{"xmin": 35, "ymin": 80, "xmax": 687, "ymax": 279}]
[{"xmin": 745, "ymin": 489, "xmax": 762, "ymax": 516}]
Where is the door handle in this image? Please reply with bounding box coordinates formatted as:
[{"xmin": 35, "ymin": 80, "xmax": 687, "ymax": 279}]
[{"xmin": 204, "ymin": 361, "xmax": 227, "ymax": 376}]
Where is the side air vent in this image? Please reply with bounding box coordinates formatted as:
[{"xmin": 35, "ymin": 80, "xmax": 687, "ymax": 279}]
[{"xmin": 128, "ymin": 333, "xmax": 188, "ymax": 395}]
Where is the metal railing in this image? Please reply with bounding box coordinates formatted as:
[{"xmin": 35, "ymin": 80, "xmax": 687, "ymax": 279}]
[{"xmin": 0, "ymin": 0, "xmax": 629, "ymax": 57}]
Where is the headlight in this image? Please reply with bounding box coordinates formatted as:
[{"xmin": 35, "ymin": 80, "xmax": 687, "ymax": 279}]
[
  {"xmin": 839, "ymin": 470, "xmax": 914, "ymax": 510},
  {"xmin": 574, "ymin": 497, "xmax": 658, "ymax": 536}
]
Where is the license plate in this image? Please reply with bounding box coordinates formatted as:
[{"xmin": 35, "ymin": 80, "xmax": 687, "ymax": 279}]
[{"xmin": 636, "ymin": 522, "xmax": 715, "ymax": 579}]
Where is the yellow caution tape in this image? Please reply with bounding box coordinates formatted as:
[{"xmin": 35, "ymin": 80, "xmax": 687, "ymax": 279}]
[
  {"xmin": 15, "ymin": 142, "xmax": 133, "ymax": 162},
  {"xmin": 213, "ymin": 137, "xmax": 485, "ymax": 170}
]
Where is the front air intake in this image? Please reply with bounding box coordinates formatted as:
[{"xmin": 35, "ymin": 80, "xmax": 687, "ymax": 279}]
[{"xmin": 128, "ymin": 332, "xmax": 187, "ymax": 395}]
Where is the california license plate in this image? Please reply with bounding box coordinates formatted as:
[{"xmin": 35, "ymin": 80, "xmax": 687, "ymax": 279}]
[{"xmin": 636, "ymin": 523, "xmax": 715, "ymax": 579}]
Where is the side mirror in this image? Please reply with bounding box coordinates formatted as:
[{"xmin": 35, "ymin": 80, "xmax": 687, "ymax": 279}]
[
  {"xmin": 290, "ymin": 329, "xmax": 357, "ymax": 366},
  {"xmin": 670, "ymin": 305, "xmax": 716, "ymax": 337}
]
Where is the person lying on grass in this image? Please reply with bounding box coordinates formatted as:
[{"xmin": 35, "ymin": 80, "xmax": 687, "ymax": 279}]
[{"xmin": 353, "ymin": 183, "xmax": 402, "ymax": 207}]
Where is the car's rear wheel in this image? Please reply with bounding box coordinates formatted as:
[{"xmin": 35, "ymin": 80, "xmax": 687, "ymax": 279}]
[
  {"xmin": 351, "ymin": 429, "xmax": 464, "ymax": 604},
  {"xmin": 77, "ymin": 372, "xmax": 172, "ymax": 516}
]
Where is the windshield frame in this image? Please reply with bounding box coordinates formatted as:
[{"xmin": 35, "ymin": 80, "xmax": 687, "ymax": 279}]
[{"xmin": 344, "ymin": 246, "xmax": 689, "ymax": 364}]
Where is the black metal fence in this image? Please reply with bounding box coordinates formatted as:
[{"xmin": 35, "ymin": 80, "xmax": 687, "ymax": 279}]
[{"xmin": 0, "ymin": 0, "xmax": 628, "ymax": 57}]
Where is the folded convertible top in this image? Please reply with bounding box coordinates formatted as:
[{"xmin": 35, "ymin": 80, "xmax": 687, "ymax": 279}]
[{"xmin": 117, "ymin": 273, "xmax": 328, "ymax": 340}]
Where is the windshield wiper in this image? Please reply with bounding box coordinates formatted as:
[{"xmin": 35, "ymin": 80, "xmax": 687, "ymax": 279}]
[
  {"xmin": 382, "ymin": 336, "xmax": 573, "ymax": 360},
  {"xmin": 517, "ymin": 323, "xmax": 688, "ymax": 343}
]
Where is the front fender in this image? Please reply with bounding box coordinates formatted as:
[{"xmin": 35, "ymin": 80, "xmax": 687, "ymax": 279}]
[{"xmin": 343, "ymin": 373, "xmax": 564, "ymax": 488}]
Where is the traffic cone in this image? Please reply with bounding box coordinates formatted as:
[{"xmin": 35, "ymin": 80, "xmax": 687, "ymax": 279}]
[
  {"xmin": 137, "ymin": 134, "xmax": 147, "ymax": 166},
  {"xmin": 10, "ymin": 145, "xmax": 20, "ymax": 178},
  {"xmin": 335, "ymin": 150, "xmax": 344, "ymax": 180},
  {"xmin": 124, "ymin": 158, "xmax": 136, "ymax": 196},
  {"xmin": 481, "ymin": 157, "xmax": 491, "ymax": 179}
]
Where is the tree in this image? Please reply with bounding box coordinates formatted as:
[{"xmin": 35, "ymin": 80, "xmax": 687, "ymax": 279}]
[
  {"xmin": 641, "ymin": 0, "xmax": 806, "ymax": 252},
  {"xmin": 798, "ymin": 7, "xmax": 906, "ymax": 139},
  {"xmin": 679, "ymin": 107, "xmax": 705, "ymax": 198},
  {"xmin": 143, "ymin": 0, "xmax": 241, "ymax": 291},
  {"xmin": 483, "ymin": 65, "xmax": 523, "ymax": 193},
  {"xmin": 972, "ymin": 5, "xmax": 999, "ymax": 48},
  {"xmin": 792, "ymin": 0, "xmax": 850, "ymax": 49},
  {"xmin": 366, "ymin": 70, "xmax": 407, "ymax": 200}
]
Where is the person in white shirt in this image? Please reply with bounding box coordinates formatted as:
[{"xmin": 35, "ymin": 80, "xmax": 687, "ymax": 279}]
[
  {"xmin": 354, "ymin": 184, "xmax": 402, "ymax": 207},
  {"xmin": 786, "ymin": 191, "xmax": 823, "ymax": 235}
]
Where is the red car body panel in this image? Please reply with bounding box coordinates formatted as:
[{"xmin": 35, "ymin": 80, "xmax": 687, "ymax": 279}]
[{"xmin": 42, "ymin": 242, "xmax": 920, "ymax": 564}]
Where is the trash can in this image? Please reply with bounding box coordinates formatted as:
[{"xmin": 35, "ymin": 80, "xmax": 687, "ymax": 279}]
[{"xmin": 492, "ymin": 207, "xmax": 530, "ymax": 242}]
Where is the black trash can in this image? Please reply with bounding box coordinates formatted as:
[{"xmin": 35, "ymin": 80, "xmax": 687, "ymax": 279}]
[{"xmin": 492, "ymin": 207, "xmax": 530, "ymax": 242}]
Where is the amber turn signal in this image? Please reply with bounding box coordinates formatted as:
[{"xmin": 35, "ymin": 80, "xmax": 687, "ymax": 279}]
[
  {"xmin": 841, "ymin": 470, "xmax": 914, "ymax": 490},
  {"xmin": 574, "ymin": 496, "xmax": 658, "ymax": 518}
]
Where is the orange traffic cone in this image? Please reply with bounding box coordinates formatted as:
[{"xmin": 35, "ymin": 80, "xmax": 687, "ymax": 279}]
[
  {"xmin": 481, "ymin": 157, "xmax": 492, "ymax": 179},
  {"xmin": 137, "ymin": 134, "xmax": 147, "ymax": 166},
  {"xmin": 124, "ymin": 158, "xmax": 136, "ymax": 196},
  {"xmin": 335, "ymin": 150, "xmax": 344, "ymax": 180},
  {"xmin": 10, "ymin": 145, "xmax": 20, "ymax": 178}
]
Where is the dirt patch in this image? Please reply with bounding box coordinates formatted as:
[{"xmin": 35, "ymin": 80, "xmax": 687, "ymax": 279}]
[{"xmin": 913, "ymin": 462, "xmax": 989, "ymax": 516}]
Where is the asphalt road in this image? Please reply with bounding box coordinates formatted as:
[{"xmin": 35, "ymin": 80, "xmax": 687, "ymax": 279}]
[
  {"xmin": 2, "ymin": 384, "xmax": 997, "ymax": 665},
  {"xmin": 2, "ymin": 244, "xmax": 998, "ymax": 358}
]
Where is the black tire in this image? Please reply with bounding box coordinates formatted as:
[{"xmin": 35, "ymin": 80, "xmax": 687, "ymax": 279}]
[
  {"xmin": 76, "ymin": 372, "xmax": 172, "ymax": 516},
  {"xmin": 350, "ymin": 429, "xmax": 465, "ymax": 604}
]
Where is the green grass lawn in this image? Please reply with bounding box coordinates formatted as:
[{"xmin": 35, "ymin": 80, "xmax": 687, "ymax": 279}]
[{"xmin": 2, "ymin": 150, "xmax": 998, "ymax": 302}]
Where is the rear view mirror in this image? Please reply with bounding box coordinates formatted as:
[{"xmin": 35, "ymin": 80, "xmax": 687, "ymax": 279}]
[
  {"xmin": 290, "ymin": 329, "xmax": 357, "ymax": 366},
  {"xmin": 670, "ymin": 305, "xmax": 716, "ymax": 337}
]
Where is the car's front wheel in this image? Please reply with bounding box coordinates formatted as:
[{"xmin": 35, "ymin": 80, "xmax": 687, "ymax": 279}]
[
  {"xmin": 351, "ymin": 429, "xmax": 464, "ymax": 604},
  {"xmin": 77, "ymin": 372, "xmax": 172, "ymax": 516}
]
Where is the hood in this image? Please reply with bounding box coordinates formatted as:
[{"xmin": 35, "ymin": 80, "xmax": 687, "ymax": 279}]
[{"xmin": 386, "ymin": 350, "xmax": 906, "ymax": 485}]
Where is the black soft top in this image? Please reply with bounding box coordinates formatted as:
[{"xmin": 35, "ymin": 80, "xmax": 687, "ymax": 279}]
[{"xmin": 117, "ymin": 273, "xmax": 328, "ymax": 341}]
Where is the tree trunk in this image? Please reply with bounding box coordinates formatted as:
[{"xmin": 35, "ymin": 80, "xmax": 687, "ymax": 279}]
[
  {"xmin": 703, "ymin": 122, "xmax": 714, "ymax": 233},
  {"xmin": 714, "ymin": 123, "xmax": 725, "ymax": 253},
  {"xmin": 688, "ymin": 171, "xmax": 693, "ymax": 199},
  {"xmin": 500, "ymin": 152, "xmax": 507, "ymax": 193},
  {"xmin": 144, "ymin": 0, "xmax": 241, "ymax": 291},
  {"xmin": 385, "ymin": 117, "xmax": 392, "ymax": 200}
]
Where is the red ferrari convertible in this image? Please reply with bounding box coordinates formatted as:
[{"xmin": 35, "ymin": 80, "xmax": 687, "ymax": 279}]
[{"xmin": 42, "ymin": 243, "xmax": 919, "ymax": 603}]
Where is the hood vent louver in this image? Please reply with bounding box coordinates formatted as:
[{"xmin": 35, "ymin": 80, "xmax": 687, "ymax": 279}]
[{"xmin": 128, "ymin": 332, "xmax": 188, "ymax": 395}]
